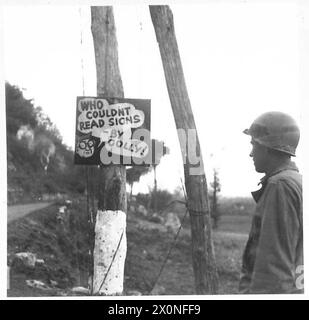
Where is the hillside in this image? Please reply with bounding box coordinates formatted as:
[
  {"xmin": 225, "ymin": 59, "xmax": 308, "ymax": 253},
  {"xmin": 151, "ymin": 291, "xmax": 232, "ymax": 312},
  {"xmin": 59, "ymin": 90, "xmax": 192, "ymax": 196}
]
[{"xmin": 6, "ymin": 82, "xmax": 87, "ymax": 204}]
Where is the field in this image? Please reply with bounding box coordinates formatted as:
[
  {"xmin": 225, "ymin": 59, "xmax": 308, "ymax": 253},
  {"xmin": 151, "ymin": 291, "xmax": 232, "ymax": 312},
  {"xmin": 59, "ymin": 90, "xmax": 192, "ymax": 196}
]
[
  {"xmin": 217, "ymin": 215, "xmax": 251, "ymax": 234},
  {"xmin": 7, "ymin": 200, "xmax": 252, "ymax": 296}
]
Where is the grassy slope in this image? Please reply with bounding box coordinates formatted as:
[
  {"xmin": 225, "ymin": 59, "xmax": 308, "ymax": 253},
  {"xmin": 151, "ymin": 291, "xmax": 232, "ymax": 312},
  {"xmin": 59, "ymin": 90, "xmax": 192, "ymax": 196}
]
[{"xmin": 7, "ymin": 200, "xmax": 251, "ymax": 296}]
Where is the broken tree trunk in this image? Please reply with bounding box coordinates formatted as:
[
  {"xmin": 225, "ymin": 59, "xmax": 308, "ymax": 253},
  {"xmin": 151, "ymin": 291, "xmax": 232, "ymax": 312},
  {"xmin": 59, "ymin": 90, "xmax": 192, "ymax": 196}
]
[
  {"xmin": 91, "ymin": 6, "xmax": 127, "ymax": 295},
  {"xmin": 150, "ymin": 5, "xmax": 219, "ymax": 294}
]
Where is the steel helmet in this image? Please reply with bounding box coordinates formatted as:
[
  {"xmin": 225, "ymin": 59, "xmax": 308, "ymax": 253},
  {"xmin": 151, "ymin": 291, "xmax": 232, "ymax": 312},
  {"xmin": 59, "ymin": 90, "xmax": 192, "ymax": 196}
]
[{"xmin": 243, "ymin": 111, "xmax": 300, "ymax": 156}]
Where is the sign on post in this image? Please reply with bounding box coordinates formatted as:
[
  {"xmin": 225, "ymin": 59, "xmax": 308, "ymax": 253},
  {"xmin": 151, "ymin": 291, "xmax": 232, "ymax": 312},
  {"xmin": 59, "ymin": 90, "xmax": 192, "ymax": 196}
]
[{"xmin": 74, "ymin": 97, "xmax": 151, "ymax": 166}]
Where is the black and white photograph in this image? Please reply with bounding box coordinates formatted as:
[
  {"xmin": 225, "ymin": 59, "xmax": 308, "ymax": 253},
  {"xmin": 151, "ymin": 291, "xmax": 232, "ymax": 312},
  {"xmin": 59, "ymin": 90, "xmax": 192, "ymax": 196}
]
[{"xmin": 1, "ymin": 0, "xmax": 308, "ymax": 300}]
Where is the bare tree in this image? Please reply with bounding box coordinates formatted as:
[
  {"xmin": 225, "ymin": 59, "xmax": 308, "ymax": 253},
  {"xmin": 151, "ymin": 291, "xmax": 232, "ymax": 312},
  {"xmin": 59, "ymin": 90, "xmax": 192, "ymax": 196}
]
[{"xmin": 210, "ymin": 168, "xmax": 221, "ymax": 229}]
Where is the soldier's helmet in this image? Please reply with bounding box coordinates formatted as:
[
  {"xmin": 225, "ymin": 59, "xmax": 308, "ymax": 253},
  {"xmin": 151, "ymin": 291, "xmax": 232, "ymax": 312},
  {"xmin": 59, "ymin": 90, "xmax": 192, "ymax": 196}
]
[{"xmin": 243, "ymin": 111, "xmax": 300, "ymax": 156}]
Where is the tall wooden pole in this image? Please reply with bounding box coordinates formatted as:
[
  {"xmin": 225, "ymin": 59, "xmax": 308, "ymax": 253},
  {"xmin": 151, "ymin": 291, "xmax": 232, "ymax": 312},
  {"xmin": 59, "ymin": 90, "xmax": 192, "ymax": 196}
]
[
  {"xmin": 153, "ymin": 164, "xmax": 158, "ymax": 213},
  {"xmin": 91, "ymin": 6, "xmax": 127, "ymax": 295},
  {"xmin": 150, "ymin": 5, "xmax": 219, "ymax": 294}
]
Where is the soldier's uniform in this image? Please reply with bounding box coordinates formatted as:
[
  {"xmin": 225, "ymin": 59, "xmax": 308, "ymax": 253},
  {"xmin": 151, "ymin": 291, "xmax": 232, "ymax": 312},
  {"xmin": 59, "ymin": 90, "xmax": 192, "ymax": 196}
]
[
  {"xmin": 240, "ymin": 112, "xmax": 303, "ymax": 294},
  {"xmin": 239, "ymin": 162, "xmax": 303, "ymax": 293}
]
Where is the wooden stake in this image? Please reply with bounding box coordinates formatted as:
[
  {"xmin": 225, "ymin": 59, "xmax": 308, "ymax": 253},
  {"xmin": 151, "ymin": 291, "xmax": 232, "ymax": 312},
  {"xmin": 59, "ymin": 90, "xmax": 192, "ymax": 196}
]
[
  {"xmin": 91, "ymin": 6, "xmax": 127, "ymax": 296},
  {"xmin": 149, "ymin": 5, "xmax": 219, "ymax": 294}
]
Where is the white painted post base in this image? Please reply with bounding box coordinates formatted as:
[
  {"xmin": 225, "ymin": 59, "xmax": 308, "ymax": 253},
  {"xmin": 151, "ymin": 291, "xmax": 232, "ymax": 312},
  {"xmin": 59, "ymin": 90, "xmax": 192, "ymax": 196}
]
[{"xmin": 92, "ymin": 210, "xmax": 127, "ymax": 295}]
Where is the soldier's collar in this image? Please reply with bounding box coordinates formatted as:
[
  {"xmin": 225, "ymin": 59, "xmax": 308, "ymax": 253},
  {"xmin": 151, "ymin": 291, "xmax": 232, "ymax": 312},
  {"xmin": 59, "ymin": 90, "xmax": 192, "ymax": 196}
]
[
  {"xmin": 258, "ymin": 161, "xmax": 298, "ymax": 186},
  {"xmin": 252, "ymin": 161, "xmax": 298, "ymax": 203}
]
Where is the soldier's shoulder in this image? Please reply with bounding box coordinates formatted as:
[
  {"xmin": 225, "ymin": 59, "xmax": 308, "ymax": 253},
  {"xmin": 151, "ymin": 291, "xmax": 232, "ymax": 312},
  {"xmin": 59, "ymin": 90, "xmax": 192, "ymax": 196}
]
[{"xmin": 268, "ymin": 169, "xmax": 302, "ymax": 189}]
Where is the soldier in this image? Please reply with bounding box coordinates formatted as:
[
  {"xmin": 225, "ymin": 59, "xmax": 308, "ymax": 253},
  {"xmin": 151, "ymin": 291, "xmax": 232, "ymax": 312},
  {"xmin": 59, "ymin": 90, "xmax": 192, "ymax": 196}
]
[{"xmin": 240, "ymin": 111, "xmax": 303, "ymax": 294}]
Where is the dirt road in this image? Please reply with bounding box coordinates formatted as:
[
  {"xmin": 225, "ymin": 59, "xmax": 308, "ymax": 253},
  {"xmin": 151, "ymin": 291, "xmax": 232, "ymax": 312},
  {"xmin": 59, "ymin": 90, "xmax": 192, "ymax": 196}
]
[{"xmin": 7, "ymin": 202, "xmax": 53, "ymax": 223}]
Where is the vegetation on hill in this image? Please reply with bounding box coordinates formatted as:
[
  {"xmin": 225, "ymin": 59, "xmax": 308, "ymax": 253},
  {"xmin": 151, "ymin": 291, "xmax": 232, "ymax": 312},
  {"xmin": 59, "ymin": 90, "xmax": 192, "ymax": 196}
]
[{"xmin": 6, "ymin": 82, "xmax": 86, "ymax": 203}]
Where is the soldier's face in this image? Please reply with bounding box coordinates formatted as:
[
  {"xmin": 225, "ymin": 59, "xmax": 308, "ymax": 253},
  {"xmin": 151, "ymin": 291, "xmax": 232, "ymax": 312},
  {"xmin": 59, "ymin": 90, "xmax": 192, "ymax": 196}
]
[{"xmin": 250, "ymin": 140, "xmax": 269, "ymax": 173}]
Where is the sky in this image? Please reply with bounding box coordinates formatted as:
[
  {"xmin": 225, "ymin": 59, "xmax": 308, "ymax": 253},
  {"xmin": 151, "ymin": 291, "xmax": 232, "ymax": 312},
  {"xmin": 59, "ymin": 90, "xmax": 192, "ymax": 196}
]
[{"xmin": 1, "ymin": 0, "xmax": 308, "ymax": 198}]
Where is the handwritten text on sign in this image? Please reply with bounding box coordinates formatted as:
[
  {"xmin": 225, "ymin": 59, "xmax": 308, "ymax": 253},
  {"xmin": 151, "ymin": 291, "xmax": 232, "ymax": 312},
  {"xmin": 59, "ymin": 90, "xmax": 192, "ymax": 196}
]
[{"xmin": 74, "ymin": 97, "xmax": 151, "ymax": 165}]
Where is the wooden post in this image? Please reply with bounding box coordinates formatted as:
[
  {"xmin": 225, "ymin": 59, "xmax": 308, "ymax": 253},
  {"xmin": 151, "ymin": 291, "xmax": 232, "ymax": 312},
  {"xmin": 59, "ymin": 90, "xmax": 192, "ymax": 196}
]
[
  {"xmin": 91, "ymin": 6, "xmax": 127, "ymax": 295},
  {"xmin": 86, "ymin": 165, "xmax": 96, "ymax": 292},
  {"xmin": 150, "ymin": 5, "xmax": 219, "ymax": 294},
  {"xmin": 153, "ymin": 164, "xmax": 158, "ymax": 212}
]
